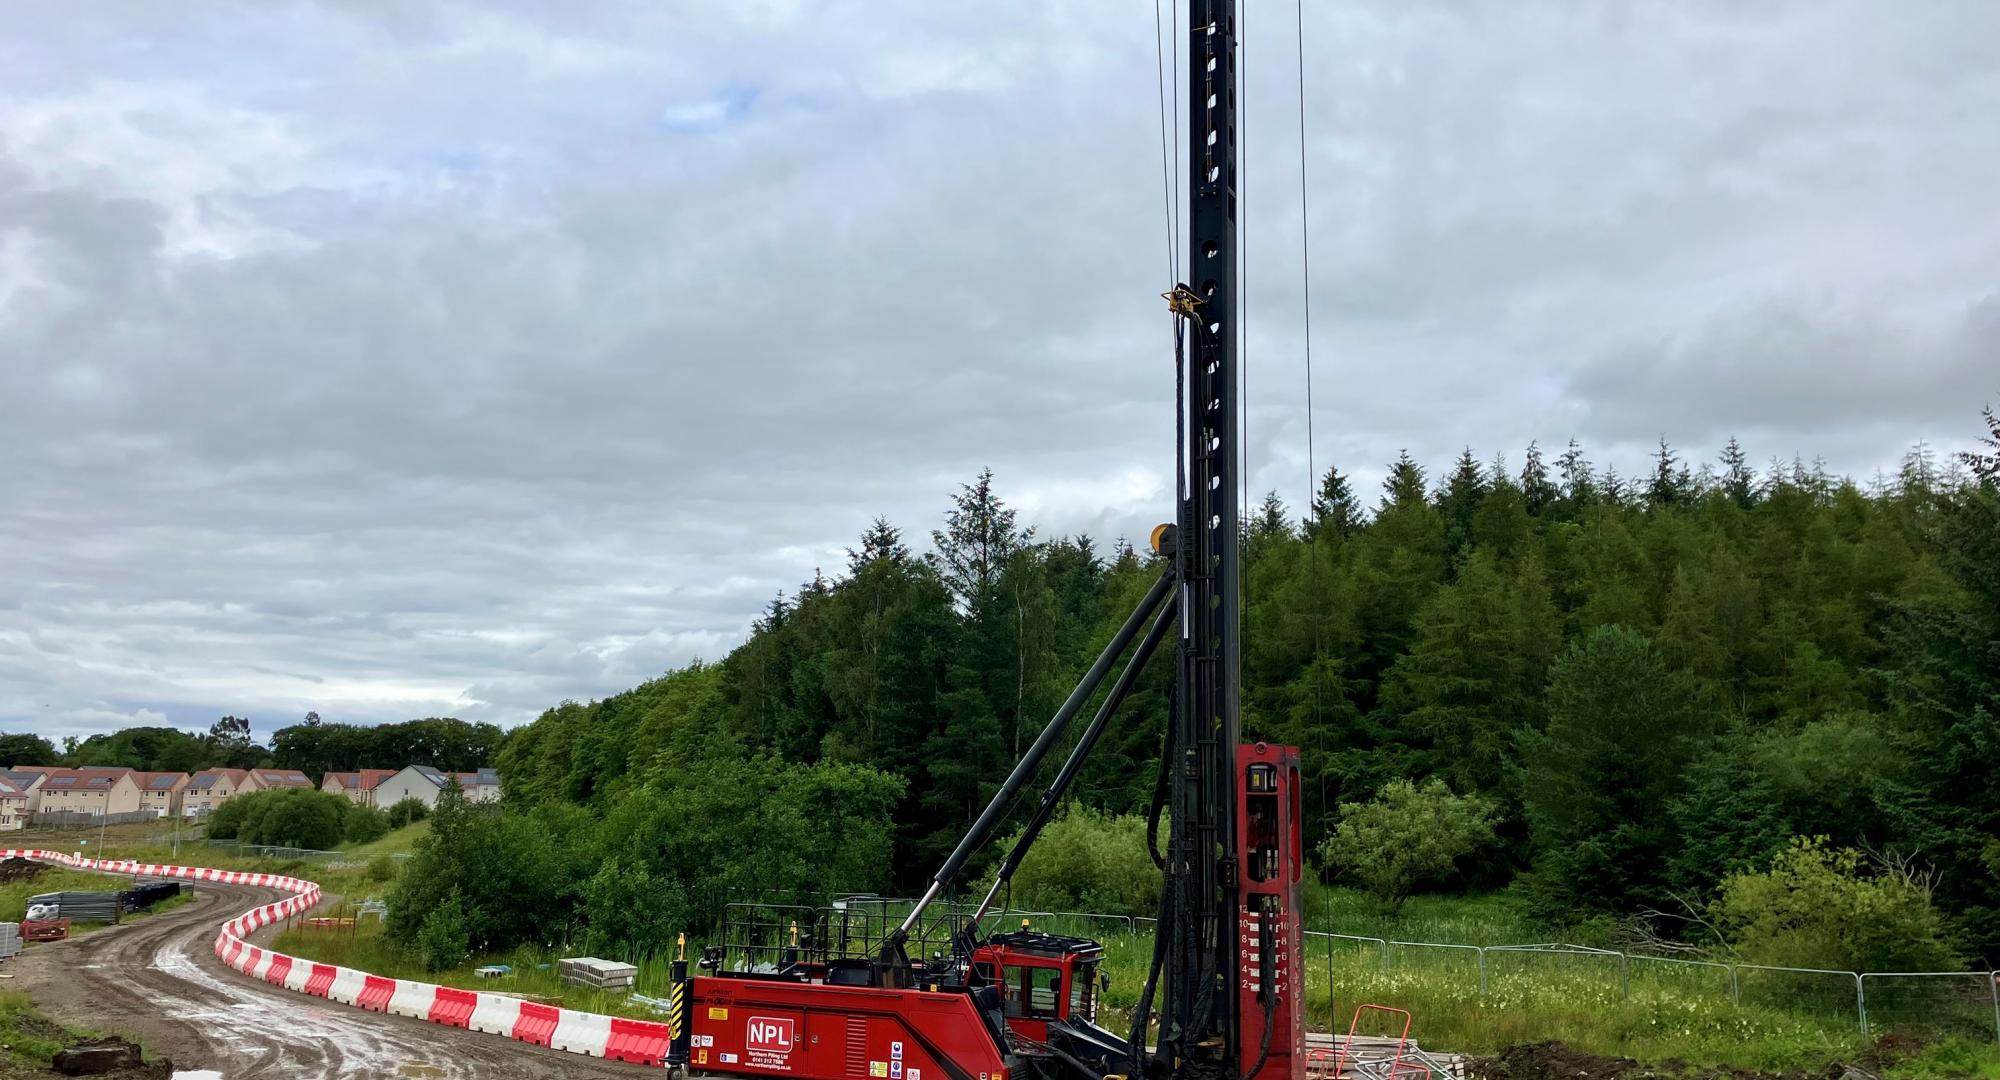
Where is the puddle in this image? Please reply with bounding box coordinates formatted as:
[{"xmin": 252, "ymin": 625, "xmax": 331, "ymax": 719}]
[{"xmin": 399, "ymin": 1066, "xmax": 446, "ymax": 1078}]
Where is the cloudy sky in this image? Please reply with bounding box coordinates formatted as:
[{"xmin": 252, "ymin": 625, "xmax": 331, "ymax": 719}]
[{"xmin": 3, "ymin": 2, "xmax": 1995, "ymax": 743}]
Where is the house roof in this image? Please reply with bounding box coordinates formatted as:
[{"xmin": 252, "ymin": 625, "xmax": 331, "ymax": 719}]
[
  {"xmin": 324, "ymin": 771, "xmax": 358, "ymax": 788},
  {"xmin": 0, "ymin": 777, "xmax": 26, "ymax": 800},
  {"xmin": 328, "ymin": 768, "xmax": 399, "ymax": 790},
  {"xmin": 134, "ymin": 771, "xmax": 189, "ymax": 791},
  {"xmin": 39, "ymin": 768, "xmax": 133, "ymax": 791},
  {"xmin": 455, "ymin": 769, "xmax": 501, "ymax": 787},
  {"xmin": 189, "ymin": 768, "xmax": 249, "ymax": 790},
  {"xmin": 251, "ymin": 769, "xmax": 313, "ymax": 788},
  {"xmin": 0, "ymin": 769, "xmax": 45, "ymax": 790}
]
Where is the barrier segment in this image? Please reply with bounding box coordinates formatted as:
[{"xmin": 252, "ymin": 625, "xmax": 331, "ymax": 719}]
[{"xmin": 5, "ymin": 849, "xmax": 674, "ymax": 1068}]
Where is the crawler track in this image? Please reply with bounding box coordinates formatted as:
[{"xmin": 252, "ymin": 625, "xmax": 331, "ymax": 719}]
[{"xmin": 8, "ymin": 878, "xmax": 649, "ymax": 1078}]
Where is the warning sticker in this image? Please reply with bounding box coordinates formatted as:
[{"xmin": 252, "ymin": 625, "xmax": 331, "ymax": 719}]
[
  {"xmin": 892, "ymin": 1063, "xmax": 904, "ymax": 1079},
  {"xmin": 871, "ymin": 1063, "xmax": 889, "ymax": 1077},
  {"xmin": 709, "ymin": 1007, "xmax": 730, "ymax": 1020},
  {"xmin": 891, "ymin": 1042, "xmax": 904, "ymax": 1060}
]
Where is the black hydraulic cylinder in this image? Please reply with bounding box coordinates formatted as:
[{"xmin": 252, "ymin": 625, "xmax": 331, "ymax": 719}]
[
  {"xmin": 894, "ymin": 568, "xmax": 1174, "ymax": 938},
  {"xmin": 973, "ymin": 594, "xmax": 1178, "ymax": 920}
]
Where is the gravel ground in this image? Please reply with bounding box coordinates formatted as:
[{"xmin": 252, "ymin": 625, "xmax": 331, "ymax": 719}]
[{"xmin": 6, "ymin": 878, "xmax": 653, "ymax": 1079}]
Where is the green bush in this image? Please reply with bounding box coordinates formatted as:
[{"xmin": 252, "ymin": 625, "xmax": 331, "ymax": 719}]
[
  {"xmin": 385, "ymin": 797, "xmax": 429, "ymax": 829},
  {"xmin": 366, "ymin": 854, "xmax": 398, "ymax": 883},
  {"xmin": 1711, "ymin": 836, "xmax": 1961, "ymax": 972},
  {"xmin": 216, "ymin": 788, "xmax": 351, "ymax": 849},
  {"xmin": 416, "ymin": 893, "xmax": 470, "ymax": 972},
  {"xmin": 1003, "ymin": 807, "xmax": 1158, "ymax": 917},
  {"xmin": 205, "ymin": 794, "xmax": 251, "ymax": 839},
  {"xmin": 387, "ymin": 788, "xmax": 597, "ymax": 955},
  {"xmin": 1319, "ymin": 778, "xmax": 1497, "ymax": 907},
  {"xmin": 343, "ymin": 807, "xmax": 390, "ymax": 845}
]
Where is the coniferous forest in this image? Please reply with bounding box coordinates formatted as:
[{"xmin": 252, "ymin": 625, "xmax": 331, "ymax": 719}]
[{"xmin": 488, "ymin": 418, "xmax": 2000, "ymax": 966}]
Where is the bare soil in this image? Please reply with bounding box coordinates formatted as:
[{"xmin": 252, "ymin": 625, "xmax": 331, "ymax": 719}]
[
  {"xmin": 1466, "ymin": 1041, "xmax": 1848, "ymax": 1080},
  {"xmin": 5, "ymin": 877, "xmax": 651, "ymax": 1078},
  {"xmin": 0, "ymin": 858, "xmax": 48, "ymax": 884}
]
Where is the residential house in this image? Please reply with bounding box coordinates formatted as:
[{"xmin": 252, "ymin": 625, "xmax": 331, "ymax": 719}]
[
  {"xmin": 376, "ymin": 764, "xmax": 503, "ymax": 809},
  {"xmin": 1, "ymin": 769, "xmax": 52, "ymax": 813},
  {"xmin": 182, "ymin": 768, "xmax": 249, "ymax": 817},
  {"xmin": 33, "ymin": 768, "xmax": 143, "ymax": 816},
  {"xmin": 376, "ymin": 765, "xmax": 449, "ymax": 809},
  {"xmin": 454, "ymin": 768, "xmax": 502, "ymax": 804},
  {"xmin": 243, "ymin": 768, "xmax": 314, "ymax": 792},
  {"xmin": 0, "ymin": 776, "xmax": 27, "ymax": 830},
  {"xmin": 319, "ymin": 769, "xmax": 397, "ymax": 807},
  {"xmin": 133, "ymin": 772, "xmax": 191, "ymax": 817}
]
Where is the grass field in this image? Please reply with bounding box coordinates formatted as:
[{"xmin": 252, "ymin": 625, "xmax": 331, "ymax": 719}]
[{"xmin": 47, "ymin": 830, "xmax": 2000, "ymax": 1078}]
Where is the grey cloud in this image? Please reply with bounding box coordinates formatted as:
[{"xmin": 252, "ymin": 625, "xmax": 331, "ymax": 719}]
[{"xmin": 3, "ymin": 1, "xmax": 1997, "ymax": 740}]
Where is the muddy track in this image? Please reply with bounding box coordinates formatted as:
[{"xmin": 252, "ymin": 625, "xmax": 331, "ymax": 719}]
[{"xmin": 9, "ymin": 878, "xmax": 651, "ymax": 1078}]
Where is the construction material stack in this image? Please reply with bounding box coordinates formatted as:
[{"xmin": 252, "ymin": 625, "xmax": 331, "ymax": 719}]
[{"xmin": 560, "ymin": 956, "xmax": 637, "ymax": 991}]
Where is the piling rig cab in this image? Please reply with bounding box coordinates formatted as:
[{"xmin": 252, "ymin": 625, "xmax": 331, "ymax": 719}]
[{"xmin": 669, "ymin": 5, "xmax": 1301, "ymax": 1080}]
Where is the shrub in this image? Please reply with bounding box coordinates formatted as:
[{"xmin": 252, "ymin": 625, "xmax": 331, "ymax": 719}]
[
  {"xmin": 1003, "ymin": 807, "xmax": 1158, "ymax": 917},
  {"xmin": 1319, "ymin": 778, "xmax": 1497, "ymax": 907},
  {"xmin": 387, "ymin": 789, "xmax": 596, "ymax": 955},
  {"xmin": 416, "ymin": 893, "xmax": 470, "ymax": 972},
  {"xmin": 366, "ymin": 854, "xmax": 398, "ymax": 883},
  {"xmin": 343, "ymin": 807, "xmax": 390, "ymax": 845},
  {"xmin": 217, "ymin": 788, "xmax": 350, "ymax": 849},
  {"xmin": 385, "ymin": 797, "xmax": 429, "ymax": 829},
  {"xmin": 1711, "ymin": 836, "xmax": 1960, "ymax": 972},
  {"xmin": 205, "ymin": 795, "xmax": 250, "ymax": 839}
]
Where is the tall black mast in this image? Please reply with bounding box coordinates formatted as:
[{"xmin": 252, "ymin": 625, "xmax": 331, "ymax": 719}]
[{"xmin": 1162, "ymin": 0, "xmax": 1241, "ymax": 1070}]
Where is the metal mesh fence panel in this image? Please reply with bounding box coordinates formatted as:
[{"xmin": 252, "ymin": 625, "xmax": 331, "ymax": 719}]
[{"xmin": 1860, "ymin": 973, "xmax": 2000, "ymax": 1041}]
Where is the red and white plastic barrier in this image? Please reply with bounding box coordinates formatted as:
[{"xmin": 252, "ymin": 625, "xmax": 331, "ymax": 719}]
[{"xmin": 2, "ymin": 849, "xmax": 674, "ymax": 1068}]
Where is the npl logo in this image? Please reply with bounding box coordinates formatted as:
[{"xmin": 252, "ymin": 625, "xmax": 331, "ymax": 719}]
[{"xmin": 746, "ymin": 1016, "xmax": 797, "ymax": 1056}]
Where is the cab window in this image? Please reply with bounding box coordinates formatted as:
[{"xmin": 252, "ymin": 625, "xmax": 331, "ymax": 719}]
[
  {"xmin": 1001, "ymin": 965, "xmax": 1064, "ymax": 1020},
  {"xmin": 1069, "ymin": 961, "xmax": 1097, "ymax": 1021}
]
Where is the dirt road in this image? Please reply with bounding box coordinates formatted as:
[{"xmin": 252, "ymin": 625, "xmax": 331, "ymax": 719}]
[{"xmin": 9, "ymin": 878, "xmax": 652, "ymax": 1078}]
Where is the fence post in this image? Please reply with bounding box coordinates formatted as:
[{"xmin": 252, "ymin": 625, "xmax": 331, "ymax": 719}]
[
  {"xmin": 1477, "ymin": 948, "xmax": 1487, "ymax": 996},
  {"xmin": 1618, "ymin": 952, "xmax": 1630, "ymax": 1001},
  {"xmin": 1988, "ymin": 970, "xmax": 1998, "ymax": 1044},
  {"xmin": 1856, "ymin": 974, "xmax": 1869, "ymax": 1039},
  {"xmin": 1381, "ymin": 940, "xmax": 1391, "ymax": 972},
  {"xmin": 1728, "ymin": 964, "xmax": 1739, "ymax": 1005},
  {"xmin": 1326, "ymin": 934, "xmax": 1335, "ymax": 1030}
]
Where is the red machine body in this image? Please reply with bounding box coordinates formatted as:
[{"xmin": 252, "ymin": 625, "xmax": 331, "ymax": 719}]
[
  {"xmin": 1236, "ymin": 743, "xmax": 1305, "ymax": 1080},
  {"xmin": 689, "ymin": 976, "xmax": 1009, "ymax": 1080}
]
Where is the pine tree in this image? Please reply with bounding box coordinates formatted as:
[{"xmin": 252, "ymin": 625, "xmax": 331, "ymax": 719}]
[
  {"xmin": 1519, "ymin": 441, "xmax": 1558, "ymax": 517},
  {"xmin": 1380, "ymin": 451, "xmax": 1428, "ymax": 512},
  {"xmin": 1519, "ymin": 625, "xmax": 1706, "ymax": 916},
  {"xmin": 1720, "ymin": 437, "xmax": 1757, "ymax": 508},
  {"xmin": 1647, "ymin": 436, "xmax": 1687, "ymax": 508},
  {"xmin": 1962, "ymin": 402, "xmax": 1999, "ymax": 481},
  {"xmin": 1309, "ymin": 465, "xmax": 1362, "ymax": 540},
  {"xmin": 848, "ymin": 516, "xmax": 911, "ymax": 572},
  {"xmin": 929, "ymin": 468, "xmax": 1034, "ymax": 611},
  {"xmin": 1246, "ymin": 491, "xmax": 1292, "ymax": 561},
  {"xmin": 1437, "ymin": 448, "xmax": 1489, "ymax": 563},
  {"xmin": 1556, "ymin": 438, "xmax": 1596, "ymax": 512}
]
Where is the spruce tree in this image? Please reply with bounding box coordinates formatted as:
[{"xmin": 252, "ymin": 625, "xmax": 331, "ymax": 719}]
[
  {"xmin": 1310, "ymin": 465, "xmax": 1362, "ymax": 540},
  {"xmin": 1720, "ymin": 437, "xmax": 1756, "ymax": 508},
  {"xmin": 1519, "ymin": 441, "xmax": 1558, "ymax": 517}
]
